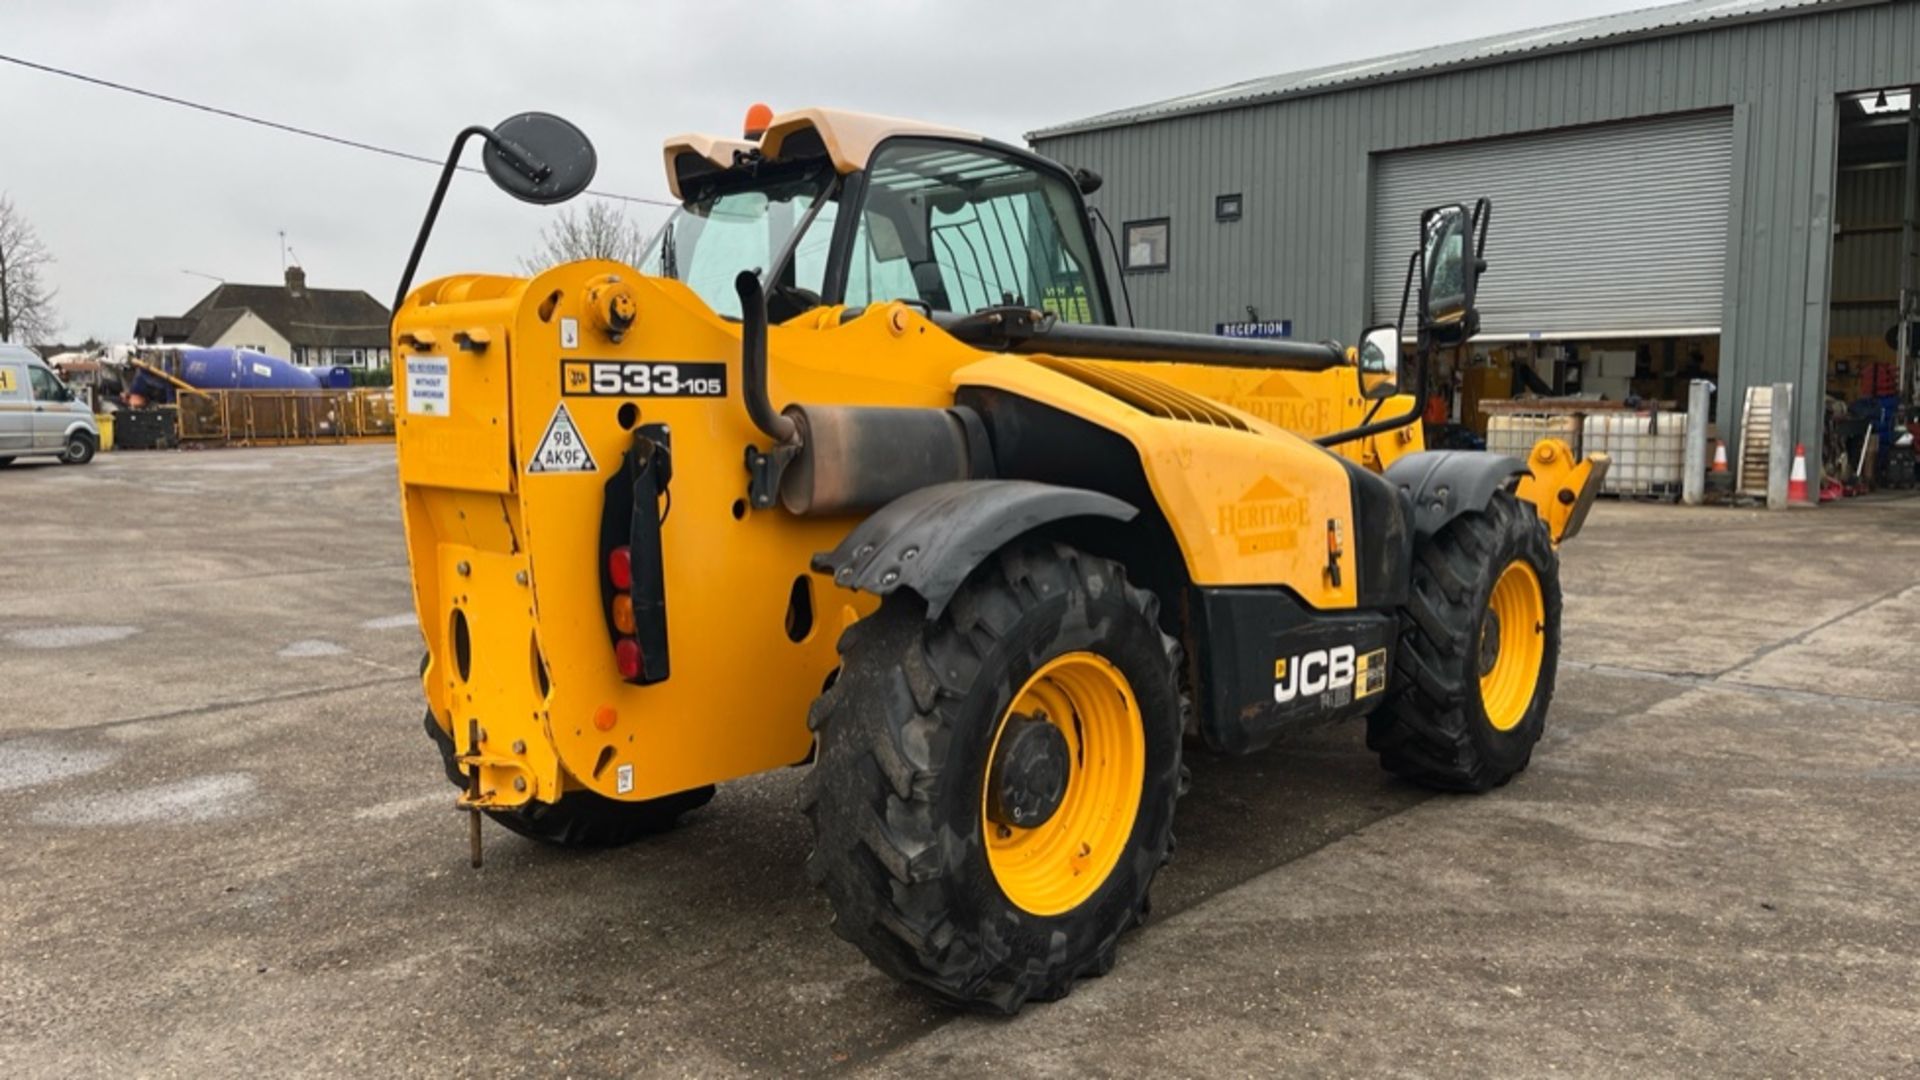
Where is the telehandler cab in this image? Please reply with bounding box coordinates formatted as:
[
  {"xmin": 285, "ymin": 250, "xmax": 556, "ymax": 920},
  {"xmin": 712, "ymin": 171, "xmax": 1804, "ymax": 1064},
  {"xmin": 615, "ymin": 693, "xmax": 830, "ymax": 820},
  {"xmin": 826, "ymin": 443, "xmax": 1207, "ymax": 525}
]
[{"xmin": 391, "ymin": 106, "xmax": 1606, "ymax": 1012}]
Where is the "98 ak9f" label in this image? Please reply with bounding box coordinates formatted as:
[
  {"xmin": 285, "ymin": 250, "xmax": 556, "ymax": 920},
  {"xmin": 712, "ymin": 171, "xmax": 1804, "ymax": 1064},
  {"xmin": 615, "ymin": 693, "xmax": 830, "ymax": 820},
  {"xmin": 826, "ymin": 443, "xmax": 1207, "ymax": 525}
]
[{"xmin": 562, "ymin": 360, "xmax": 727, "ymax": 398}]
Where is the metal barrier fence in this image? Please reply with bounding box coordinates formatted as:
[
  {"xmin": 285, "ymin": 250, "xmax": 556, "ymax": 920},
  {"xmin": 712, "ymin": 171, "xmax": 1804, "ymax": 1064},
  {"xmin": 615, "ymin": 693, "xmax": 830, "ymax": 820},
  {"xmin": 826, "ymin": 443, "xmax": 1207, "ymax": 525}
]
[{"xmin": 174, "ymin": 389, "xmax": 396, "ymax": 446}]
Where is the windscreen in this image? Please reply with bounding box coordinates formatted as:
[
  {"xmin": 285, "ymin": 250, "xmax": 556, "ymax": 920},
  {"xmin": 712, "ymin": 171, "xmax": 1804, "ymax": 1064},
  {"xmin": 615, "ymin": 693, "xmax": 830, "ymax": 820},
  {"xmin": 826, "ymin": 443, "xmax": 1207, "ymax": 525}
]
[
  {"xmin": 639, "ymin": 165, "xmax": 836, "ymax": 318},
  {"xmin": 843, "ymin": 141, "xmax": 1105, "ymax": 324}
]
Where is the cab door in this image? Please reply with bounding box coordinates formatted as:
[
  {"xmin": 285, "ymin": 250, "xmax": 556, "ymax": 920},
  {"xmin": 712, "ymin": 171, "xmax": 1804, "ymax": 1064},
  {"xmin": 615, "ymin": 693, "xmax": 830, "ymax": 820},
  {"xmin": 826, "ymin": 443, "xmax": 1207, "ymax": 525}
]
[
  {"xmin": 24, "ymin": 363, "xmax": 73, "ymax": 449},
  {"xmin": 0, "ymin": 361, "xmax": 30, "ymax": 451}
]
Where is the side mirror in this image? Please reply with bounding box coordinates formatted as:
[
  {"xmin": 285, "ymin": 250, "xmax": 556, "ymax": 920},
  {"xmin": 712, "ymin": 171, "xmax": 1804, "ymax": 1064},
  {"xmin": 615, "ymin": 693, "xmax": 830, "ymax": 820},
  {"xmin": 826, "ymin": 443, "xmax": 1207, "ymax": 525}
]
[
  {"xmin": 485, "ymin": 112, "xmax": 598, "ymax": 205},
  {"xmin": 394, "ymin": 113, "xmax": 599, "ymax": 312},
  {"xmin": 1418, "ymin": 201, "xmax": 1486, "ymax": 346},
  {"xmin": 1358, "ymin": 324, "xmax": 1401, "ymax": 400}
]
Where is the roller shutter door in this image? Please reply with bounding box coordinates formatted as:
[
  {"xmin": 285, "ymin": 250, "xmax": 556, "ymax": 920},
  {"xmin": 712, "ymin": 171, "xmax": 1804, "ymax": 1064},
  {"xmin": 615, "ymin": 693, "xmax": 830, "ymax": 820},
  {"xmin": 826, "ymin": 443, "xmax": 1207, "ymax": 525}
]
[{"xmin": 1371, "ymin": 111, "xmax": 1732, "ymax": 338}]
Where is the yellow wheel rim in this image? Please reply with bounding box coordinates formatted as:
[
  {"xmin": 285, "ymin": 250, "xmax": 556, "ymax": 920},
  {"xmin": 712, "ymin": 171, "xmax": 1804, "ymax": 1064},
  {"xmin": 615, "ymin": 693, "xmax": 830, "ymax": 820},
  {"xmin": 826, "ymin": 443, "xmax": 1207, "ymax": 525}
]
[
  {"xmin": 982, "ymin": 652, "xmax": 1145, "ymax": 917},
  {"xmin": 1479, "ymin": 559, "xmax": 1546, "ymax": 732}
]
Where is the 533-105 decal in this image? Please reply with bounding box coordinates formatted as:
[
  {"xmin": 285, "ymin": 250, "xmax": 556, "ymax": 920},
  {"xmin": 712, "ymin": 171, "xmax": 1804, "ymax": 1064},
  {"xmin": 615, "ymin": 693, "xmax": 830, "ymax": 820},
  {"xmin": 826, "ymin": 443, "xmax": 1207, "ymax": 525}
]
[{"xmin": 562, "ymin": 360, "xmax": 727, "ymax": 398}]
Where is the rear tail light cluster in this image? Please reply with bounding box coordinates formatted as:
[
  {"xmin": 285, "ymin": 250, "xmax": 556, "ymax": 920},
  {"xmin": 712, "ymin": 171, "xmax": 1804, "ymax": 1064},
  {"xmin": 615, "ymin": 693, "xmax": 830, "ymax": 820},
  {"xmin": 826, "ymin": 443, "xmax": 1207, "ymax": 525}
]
[
  {"xmin": 608, "ymin": 545, "xmax": 643, "ymax": 678},
  {"xmin": 600, "ymin": 426, "xmax": 672, "ymax": 687}
]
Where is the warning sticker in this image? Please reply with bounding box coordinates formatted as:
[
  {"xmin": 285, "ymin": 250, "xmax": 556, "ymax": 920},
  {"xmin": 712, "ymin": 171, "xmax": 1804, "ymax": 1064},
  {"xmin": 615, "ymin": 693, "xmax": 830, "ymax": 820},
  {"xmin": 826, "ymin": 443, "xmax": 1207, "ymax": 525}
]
[
  {"xmin": 615, "ymin": 764, "xmax": 634, "ymax": 795},
  {"xmin": 527, "ymin": 401, "xmax": 597, "ymax": 474},
  {"xmin": 1356, "ymin": 648, "xmax": 1388, "ymax": 699},
  {"xmin": 405, "ymin": 355, "xmax": 450, "ymax": 416}
]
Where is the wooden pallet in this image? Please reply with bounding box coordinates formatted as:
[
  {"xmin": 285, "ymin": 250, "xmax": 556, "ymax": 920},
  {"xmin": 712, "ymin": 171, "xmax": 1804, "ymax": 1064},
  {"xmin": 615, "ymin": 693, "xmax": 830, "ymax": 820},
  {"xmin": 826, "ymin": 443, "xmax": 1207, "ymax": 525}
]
[{"xmin": 1736, "ymin": 385, "xmax": 1773, "ymax": 498}]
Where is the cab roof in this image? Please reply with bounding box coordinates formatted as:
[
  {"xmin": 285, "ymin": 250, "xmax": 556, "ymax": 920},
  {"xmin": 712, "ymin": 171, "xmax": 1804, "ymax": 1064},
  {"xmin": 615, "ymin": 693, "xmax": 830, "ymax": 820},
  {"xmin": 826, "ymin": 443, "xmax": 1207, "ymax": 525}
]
[{"xmin": 662, "ymin": 106, "xmax": 982, "ymax": 200}]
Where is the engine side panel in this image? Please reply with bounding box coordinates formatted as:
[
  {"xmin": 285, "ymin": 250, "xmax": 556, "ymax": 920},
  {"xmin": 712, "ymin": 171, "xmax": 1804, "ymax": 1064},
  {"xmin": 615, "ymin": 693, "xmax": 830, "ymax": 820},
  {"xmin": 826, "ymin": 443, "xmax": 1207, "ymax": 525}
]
[{"xmin": 952, "ymin": 355, "xmax": 1362, "ymax": 610}]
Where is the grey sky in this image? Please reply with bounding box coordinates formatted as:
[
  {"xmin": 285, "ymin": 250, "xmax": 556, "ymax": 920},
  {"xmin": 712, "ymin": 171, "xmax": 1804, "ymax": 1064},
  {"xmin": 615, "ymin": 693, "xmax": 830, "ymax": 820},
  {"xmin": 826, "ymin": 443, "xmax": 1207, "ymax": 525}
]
[{"xmin": 1, "ymin": 0, "xmax": 1656, "ymax": 343}]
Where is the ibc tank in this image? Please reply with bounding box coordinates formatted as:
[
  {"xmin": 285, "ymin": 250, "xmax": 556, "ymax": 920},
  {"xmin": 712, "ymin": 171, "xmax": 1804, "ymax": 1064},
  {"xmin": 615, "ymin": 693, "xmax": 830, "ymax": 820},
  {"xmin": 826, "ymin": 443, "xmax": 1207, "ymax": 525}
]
[
  {"xmin": 177, "ymin": 348, "xmax": 322, "ymax": 391},
  {"xmin": 316, "ymin": 365, "xmax": 354, "ymax": 390}
]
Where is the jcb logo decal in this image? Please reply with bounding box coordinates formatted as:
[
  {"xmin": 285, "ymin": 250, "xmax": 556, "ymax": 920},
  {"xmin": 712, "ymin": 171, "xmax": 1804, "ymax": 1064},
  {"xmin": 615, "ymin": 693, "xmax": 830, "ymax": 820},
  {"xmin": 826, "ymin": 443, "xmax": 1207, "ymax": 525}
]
[
  {"xmin": 1275, "ymin": 646, "xmax": 1355, "ymax": 703},
  {"xmin": 561, "ymin": 360, "xmax": 727, "ymax": 398},
  {"xmin": 1274, "ymin": 646, "xmax": 1386, "ymax": 704}
]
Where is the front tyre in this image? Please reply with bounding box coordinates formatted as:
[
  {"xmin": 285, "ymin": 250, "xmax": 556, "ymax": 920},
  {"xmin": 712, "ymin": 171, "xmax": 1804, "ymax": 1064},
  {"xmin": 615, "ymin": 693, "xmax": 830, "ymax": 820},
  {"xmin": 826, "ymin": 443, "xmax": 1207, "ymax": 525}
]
[
  {"xmin": 804, "ymin": 542, "xmax": 1182, "ymax": 1013},
  {"xmin": 1369, "ymin": 490, "xmax": 1561, "ymax": 792},
  {"xmin": 61, "ymin": 432, "xmax": 96, "ymax": 465}
]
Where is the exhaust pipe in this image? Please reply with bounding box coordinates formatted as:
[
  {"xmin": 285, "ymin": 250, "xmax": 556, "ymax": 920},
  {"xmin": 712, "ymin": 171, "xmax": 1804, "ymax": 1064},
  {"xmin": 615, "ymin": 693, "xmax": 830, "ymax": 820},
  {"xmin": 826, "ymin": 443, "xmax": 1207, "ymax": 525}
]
[
  {"xmin": 733, "ymin": 270, "xmax": 988, "ymax": 516},
  {"xmin": 734, "ymin": 271, "xmax": 797, "ymax": 444}
]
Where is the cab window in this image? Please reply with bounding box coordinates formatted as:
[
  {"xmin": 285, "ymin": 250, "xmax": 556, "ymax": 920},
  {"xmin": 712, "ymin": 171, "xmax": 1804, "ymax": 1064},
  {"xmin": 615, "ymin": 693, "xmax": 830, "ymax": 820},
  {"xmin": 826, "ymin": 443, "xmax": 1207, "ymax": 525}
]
[
  {"xmin": 26, "ymin": 365, "xmax": 65, "ymax": 402},
  {"xmin": 842, "ymin": 141, "xmax": 1104, "ymax": 324},
  {"xmin": 638, "ymin": 164, "xmax": 837, "ymax": 318}
]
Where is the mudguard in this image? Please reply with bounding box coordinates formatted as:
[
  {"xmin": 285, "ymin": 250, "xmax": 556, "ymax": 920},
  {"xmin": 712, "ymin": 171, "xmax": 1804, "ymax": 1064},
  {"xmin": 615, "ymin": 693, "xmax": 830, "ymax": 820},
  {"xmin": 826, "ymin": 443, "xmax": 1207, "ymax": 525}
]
[
  {"xmin": 812, "ymin": 480, "xmax": 1137, "ymax": 617},
  {"xmin": 1384, "ymin": 450, "xmax": 1529, "ymax": 541}
]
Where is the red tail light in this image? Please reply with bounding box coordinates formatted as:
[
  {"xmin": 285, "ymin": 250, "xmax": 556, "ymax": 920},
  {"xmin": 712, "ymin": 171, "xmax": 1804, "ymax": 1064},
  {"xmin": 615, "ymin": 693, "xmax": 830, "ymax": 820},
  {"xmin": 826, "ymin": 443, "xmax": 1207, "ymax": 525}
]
[
  {"xmin": 608, "ymin": 546, "xmax": 633, "ymax": 590},
  {"xmin": 615, "ymin": 638, "xmax": 642, "ymax": 679}
]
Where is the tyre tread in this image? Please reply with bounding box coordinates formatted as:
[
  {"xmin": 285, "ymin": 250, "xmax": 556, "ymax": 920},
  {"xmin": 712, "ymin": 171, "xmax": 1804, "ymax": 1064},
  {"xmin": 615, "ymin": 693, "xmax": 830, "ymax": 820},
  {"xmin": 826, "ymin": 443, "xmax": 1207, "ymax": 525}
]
[
  {"xmin": 1370, "ymin": 492, "xmax": 1560, "ymax": 793},
  {"xmin": 804, "ymin": 541, "xmax": 1182, "ymax": 1013}
]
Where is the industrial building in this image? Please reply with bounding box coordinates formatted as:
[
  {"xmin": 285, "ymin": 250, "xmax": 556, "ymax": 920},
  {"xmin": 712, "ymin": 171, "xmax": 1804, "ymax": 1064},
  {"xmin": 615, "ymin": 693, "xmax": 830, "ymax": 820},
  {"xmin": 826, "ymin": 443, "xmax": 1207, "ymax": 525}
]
[{"xmin": 1030, "ymin": 0, "xmax": 1920, "ymax": 486}]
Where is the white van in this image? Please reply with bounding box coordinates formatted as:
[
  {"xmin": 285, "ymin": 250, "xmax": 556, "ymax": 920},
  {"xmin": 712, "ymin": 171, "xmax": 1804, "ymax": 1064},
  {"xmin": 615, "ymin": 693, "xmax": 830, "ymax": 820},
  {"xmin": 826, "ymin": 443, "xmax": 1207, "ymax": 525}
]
[{"xmin": 0, "ymin": 344, "xmax": 100, "ymax": 465}]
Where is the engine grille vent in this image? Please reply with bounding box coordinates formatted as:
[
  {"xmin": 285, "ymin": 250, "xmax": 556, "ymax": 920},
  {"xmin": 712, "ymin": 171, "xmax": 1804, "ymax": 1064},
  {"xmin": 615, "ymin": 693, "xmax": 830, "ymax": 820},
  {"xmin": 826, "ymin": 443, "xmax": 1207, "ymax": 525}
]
[{"xmin": 1033, "ymin": 357, "xmax": 1252, "ymax": 432}]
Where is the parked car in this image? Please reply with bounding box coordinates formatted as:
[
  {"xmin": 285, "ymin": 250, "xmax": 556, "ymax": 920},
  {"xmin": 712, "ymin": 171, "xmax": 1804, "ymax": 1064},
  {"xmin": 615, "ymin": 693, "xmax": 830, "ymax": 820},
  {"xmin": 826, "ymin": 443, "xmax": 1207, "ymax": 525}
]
[{"xmin": 0, "ymin": 344, "xmax": 100, "ymax": 465}]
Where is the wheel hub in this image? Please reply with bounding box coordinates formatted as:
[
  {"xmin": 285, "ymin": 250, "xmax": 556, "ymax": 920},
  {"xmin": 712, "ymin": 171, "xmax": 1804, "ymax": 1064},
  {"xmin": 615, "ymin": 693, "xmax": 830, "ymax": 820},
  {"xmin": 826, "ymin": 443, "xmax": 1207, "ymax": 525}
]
[
  {"xmin": 985, "ymin": 712, "xmax": 1070, "ymax": 829},
  {"xmin": 1478, "ymin": 609, "xmax": 1502, "ymax": 676}
]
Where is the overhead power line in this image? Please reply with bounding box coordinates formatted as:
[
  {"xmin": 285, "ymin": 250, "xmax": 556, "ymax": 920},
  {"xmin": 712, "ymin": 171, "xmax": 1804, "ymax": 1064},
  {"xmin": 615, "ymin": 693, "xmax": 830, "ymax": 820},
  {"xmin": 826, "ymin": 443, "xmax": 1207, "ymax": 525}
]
[{"xmin": 0, "ymin": 51, "xmax": 678, "ymax": 210}]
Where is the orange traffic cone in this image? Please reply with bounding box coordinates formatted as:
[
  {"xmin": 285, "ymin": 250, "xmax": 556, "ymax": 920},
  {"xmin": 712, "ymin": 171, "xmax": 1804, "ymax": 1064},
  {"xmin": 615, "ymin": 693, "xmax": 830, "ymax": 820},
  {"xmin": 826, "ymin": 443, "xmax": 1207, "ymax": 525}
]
[
  {"xmin": 1711, "ymin": 440, "xmax": 1729, "ymax": 473},
  {"xmin": 1788, "ymin": 443, "xmax": 1810, "ymax": 504}
]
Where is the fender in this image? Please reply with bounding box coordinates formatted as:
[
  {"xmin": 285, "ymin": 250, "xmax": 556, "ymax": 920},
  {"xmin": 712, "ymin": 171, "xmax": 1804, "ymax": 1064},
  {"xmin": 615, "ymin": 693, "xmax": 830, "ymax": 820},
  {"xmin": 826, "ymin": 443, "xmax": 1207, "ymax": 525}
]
[
  {"xmin": 812, "ymin": 480, "xmax": 1137, "ymax": 617},
  {"xmin": 1383, "ymin": 450, "xmax": 1528, "ymax": 541}
]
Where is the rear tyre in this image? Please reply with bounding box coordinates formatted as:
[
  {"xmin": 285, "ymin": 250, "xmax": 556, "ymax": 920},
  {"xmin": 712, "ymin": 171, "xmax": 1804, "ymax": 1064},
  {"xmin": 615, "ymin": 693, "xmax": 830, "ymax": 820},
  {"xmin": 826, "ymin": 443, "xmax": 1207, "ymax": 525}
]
[
  {"xmin": 422, "ymin": 710, "xmax": 713, "ymax": 847},
  {"xmin": 804, "ymin": 542, "xmax": 1183, "ymax": 1013},
  {"xmin": 60, "ymin": 433, "xmax": 96, "ymax": 465},
  {"xmin": 1369, "ymin": 490, "xmax": 1560, "ymax": 792}
]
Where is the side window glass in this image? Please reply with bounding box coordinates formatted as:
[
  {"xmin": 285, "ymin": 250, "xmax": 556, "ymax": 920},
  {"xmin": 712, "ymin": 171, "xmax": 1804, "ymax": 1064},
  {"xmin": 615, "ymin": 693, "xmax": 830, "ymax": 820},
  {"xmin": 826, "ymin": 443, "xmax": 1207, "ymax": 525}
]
[
  {"xmin": 27, "ymin": 365, "xmax": 62, "ymax": 402},
  {"xmin": 789, "ymin": 197, "xmax": 839, "ymax": 298}
]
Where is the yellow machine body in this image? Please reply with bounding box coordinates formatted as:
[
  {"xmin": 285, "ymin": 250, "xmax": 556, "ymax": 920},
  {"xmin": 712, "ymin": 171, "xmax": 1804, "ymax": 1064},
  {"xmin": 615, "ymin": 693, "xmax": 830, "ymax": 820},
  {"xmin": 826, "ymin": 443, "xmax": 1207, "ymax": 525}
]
[
  {"xmin": 393, "ymin": 261, "xmax": 1473, "ymax": 809},
  {"xmin": 394, "ymin": 108, "xmax": 1604, "ymax": 814}
]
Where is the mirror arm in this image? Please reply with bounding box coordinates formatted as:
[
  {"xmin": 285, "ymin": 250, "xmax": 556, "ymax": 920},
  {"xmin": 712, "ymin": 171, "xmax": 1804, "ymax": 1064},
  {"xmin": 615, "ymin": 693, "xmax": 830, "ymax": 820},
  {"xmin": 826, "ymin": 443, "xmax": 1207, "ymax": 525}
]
[
  {"xmin": 1318, "ymin": 248, "xmax": 1425, "ymax": 449},
  {"xmin": 392, "ymin": 125, "xmax": 497, "ymax": 316},
  {"xmin": 490, "ymin": 135, "xmax": 551, "ymax": 185}
]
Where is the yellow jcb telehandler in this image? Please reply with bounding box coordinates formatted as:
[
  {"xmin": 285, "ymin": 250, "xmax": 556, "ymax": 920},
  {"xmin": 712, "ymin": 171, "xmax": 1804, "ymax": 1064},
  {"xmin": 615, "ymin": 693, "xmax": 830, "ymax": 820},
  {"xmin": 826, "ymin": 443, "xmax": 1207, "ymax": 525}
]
[{"xmin": 390, "ymin": 106, "xmax": 1606, "ymax": 1012}]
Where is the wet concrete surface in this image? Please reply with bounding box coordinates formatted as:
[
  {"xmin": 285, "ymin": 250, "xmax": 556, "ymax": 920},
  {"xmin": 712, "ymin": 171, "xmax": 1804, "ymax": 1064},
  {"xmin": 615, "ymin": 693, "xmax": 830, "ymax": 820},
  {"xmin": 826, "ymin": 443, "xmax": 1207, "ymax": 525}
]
[{"xmin": 1, "ymin": 447, "xmax": 1915, "ymax": 1076}]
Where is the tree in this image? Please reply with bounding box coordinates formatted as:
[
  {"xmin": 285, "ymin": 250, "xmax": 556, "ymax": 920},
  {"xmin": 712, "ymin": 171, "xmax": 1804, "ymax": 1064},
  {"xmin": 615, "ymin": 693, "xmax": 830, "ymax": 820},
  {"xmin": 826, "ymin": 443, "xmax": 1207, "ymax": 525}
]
[
  {"xmin": 0, "ymin": 195, "xmax": 59, "ymax": 345},
  {"xmin": 520, "ymin": 200, "xmax": 651, "ymax": 273}
]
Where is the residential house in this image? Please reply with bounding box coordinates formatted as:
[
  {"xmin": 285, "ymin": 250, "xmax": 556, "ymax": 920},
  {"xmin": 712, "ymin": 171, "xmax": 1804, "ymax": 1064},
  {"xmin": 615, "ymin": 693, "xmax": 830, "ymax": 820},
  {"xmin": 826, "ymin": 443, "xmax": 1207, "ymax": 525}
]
[{"xmin": 134, "ymin": 267, "xmax": 392, "ymax": 369}]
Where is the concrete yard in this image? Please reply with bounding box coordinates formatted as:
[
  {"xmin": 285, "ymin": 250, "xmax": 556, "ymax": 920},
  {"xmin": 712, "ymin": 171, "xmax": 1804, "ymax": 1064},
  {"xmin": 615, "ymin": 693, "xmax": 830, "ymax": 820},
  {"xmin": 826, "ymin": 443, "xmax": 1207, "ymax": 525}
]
[{"xmin": 1, "ymin": 445, "xmax": 1916, "ymax": 1077}]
